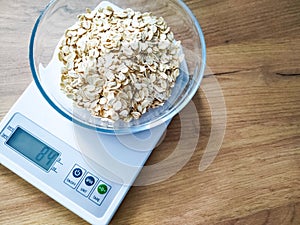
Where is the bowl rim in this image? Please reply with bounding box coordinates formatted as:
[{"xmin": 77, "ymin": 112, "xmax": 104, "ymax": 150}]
[{"xmin": 29, "ymin": 0, "xmax": 206, "ymax": 134}]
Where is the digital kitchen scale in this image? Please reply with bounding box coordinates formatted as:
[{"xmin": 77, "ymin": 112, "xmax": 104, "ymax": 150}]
[
  {"xmin": 0, "ymin": 0, "xmax": 206, "ymax": 224},
  {"xmin": 0, "ymin": 82, "xmax": 169, "ymax": 224}
]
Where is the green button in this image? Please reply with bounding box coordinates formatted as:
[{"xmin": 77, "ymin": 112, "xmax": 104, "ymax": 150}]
[{"xmin": 97, "ymin": 184, "xmax": 108, "ymax": 194}]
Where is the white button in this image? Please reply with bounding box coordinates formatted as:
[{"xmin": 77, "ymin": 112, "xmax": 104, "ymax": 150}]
[
  {"xmin": 64, "ymin": 164, "xmax": 86, "ymax": 189},
  {"xmin": 76, "ymin": 173, "xmax": 98, "ymax": 197},
  {"xmin": 89, "ymin": 181, "xmax": 111, "ymax": 206}
]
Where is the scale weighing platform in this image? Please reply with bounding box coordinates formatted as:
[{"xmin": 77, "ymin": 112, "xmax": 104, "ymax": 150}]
[{"xmin": 0, "ymin": 82, "xmax": 169, "ymax": 224}]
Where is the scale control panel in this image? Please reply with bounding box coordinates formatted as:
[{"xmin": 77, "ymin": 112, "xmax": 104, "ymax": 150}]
[
  {"xmin": 0, "ymin": 113, "xmax": 122, "ymax": 219},
  {"xmin": 64, "ymin": 164, "xmax": 111, "ymax": 206}
]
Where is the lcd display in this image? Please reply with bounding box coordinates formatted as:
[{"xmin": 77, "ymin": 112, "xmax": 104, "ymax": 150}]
[{"xmin": 6, "ymin": 127, "xmax": 59, "ymax": 171}]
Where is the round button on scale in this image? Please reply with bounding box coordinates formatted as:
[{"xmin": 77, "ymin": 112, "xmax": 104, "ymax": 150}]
[
  {"xmin": 72, "ymin": 168, "xmax": 83, "ymax": 178},
  {"xmin": 85, "ymin": 176, "xmax": 95, "ymax": 186},
  {"xmin": 98, "ymin": 184, "xmax": 108, "ymax": 194}
]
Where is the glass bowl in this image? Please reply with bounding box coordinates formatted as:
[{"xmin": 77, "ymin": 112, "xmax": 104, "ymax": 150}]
[{"xmin": 29, "ymin": 0, "xmax": 206, "ymax": 134}]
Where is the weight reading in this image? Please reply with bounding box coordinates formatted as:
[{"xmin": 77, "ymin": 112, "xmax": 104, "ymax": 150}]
[
  {"xmin": 35, "ymin": 146, "xmax": 59, "ymax": 166},
  {"xmin": 6, "ymin": 127, "xmax": 60, "ymax": 171}
]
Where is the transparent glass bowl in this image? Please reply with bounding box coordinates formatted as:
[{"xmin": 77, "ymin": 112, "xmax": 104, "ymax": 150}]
[{"xmin": 29, "ymin": 0, "xmax": 206, "ymax": 134}]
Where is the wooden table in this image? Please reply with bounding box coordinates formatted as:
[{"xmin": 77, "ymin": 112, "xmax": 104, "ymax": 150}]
[{"xmin": 1, "ymin": 0, "xmax": 299, "ymax": 224}]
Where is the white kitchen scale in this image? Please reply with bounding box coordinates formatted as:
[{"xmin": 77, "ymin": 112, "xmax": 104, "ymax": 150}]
[
  {"xmin": 0, "ymin": 81, "xmax": 169, "ymax": 224},
  {"xmin": 0, "ymin": 1, "xmax": 190, "ymax": 224}
]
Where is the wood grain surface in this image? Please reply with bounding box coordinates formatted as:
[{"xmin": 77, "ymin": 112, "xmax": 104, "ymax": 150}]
[{"xmin": 0, "ymin": 0, "xmax": 300, "ymax": 224}]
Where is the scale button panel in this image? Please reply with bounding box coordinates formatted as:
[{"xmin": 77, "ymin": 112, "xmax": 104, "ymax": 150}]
[
  {"xmin": 64, "ymin": 164, "xmax": 86, "ymax": 189},
  {"xmin": 76, "ymin": 172, "xmax": 98, "ymax": 197},
  {"xmin": 89, "ymin": 181, "xmax": 111, "ymax": 206},
  {"xmin": 64, "ymin": 164, "xmax": 112, "ymax": 206}
]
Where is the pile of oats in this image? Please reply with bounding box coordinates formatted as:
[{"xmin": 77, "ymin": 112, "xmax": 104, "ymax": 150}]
[{"xmin": 58, "ymin": 6, "xmax": 184, "ymax": 122}]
